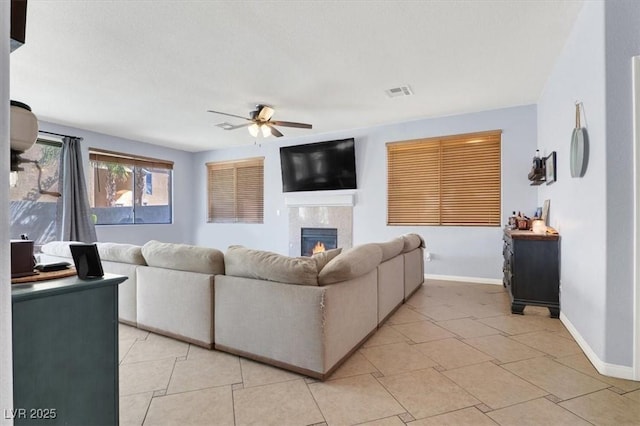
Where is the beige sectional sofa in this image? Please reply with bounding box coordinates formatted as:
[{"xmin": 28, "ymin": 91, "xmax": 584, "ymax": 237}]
[
  {"xmin": 40, "ymin": 240, "xmax": 224, "ymax": 348},
  {"xmin": 40, "ymin": 233, "xmax": 424, "ymax": 379}
]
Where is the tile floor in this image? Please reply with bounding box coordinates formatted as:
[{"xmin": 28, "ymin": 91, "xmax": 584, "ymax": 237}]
[{"xmin": 119, "ymin": 279, "xmax": 640, "ymax": 425}]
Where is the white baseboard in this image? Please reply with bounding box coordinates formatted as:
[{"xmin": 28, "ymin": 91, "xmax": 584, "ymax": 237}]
[
  {"xmin": 425, "ymin": 274, "xmax": 502, "ymax": 286},
  {"xmin": 560, "ymin": 312, "xmax": 635, "ymax": 380}
]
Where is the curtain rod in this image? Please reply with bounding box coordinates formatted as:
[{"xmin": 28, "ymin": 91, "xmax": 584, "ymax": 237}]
[{"xmin": 39, "ymin": 130, "xmax": 82, "ymax": 140}]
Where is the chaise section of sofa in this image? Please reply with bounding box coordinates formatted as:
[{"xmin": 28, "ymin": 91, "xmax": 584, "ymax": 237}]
[
  {"xmin": 136, "ymin": 240, "xmax": 225, "ymax": 349},
  {"xmin": 40, "ymin": 241, "xmax": 145, "ymax": 325},
  {"xmin": 215, "ymin": 244, "xmax": 382, "ymax": 379}
]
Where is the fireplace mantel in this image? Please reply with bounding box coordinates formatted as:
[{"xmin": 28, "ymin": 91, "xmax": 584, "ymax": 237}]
[{"xmin": 284, "ymin": 191, "xmax": 355, "ymax": 207}]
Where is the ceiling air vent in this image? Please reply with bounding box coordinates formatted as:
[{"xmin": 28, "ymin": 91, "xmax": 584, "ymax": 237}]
[
  {"xmin": 385, "ymin": 85, "xmax": 413, "ymax": 98},
  {"xmin": 216, "ymin": 122, "xmax": 234, "ymax": 130}
]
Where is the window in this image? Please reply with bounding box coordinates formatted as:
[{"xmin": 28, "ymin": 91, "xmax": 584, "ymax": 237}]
[
  {"xmin": 10, "ymin": 139, "xmax": 62, "ymax": 247},
  {"xmin": 387, "ymin": 130, "xmax": 501, "ymax": 226},
  {"xmin": 207, "ymin": 157, "xmax": 264, "ymax": 223},
  {"xmin": 88, "ymin": 149, "xmax": 173, "ymax": 224}
]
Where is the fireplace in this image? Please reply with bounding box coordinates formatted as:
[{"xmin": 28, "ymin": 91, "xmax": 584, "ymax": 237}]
[{"xmin": 301, "ymin": 227, "xmax": 337, "ymax": 256}]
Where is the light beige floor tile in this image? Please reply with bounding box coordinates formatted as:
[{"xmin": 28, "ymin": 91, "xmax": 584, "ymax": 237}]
[
  {"xmin": 359, "ymin": 416, "xmax": 405, "ymax": 426},
  {"xmin": 119, "ymin": 324, "xmax": 150, "ymax": 341},
  {"xmin": 478, "ymin": 315, "xmax": 548, "ymax": 335},
  {"xmin": 120, "ymin": 392, "xmax": 153, "ymax": 426},
  {"xmin": 167, "ymin": 350, "xmax": 242, "ymax": 394},
  {"xmin": 378, "ymin": 368, "xmax": 480, "ymax": 418},
  {"xmin": 554, "ymin": 353, "xmax": 640, "ymax": 392},
  {"xmin": 560, "ymin": 389, "xmax": 640, "ymax": 425},
  {"xmin": 408, "ymin": 407, "xmax": 498, "ymax": 426},
  {"xmin": 387, "ymin": 305, "xmax": 429, "ymax": 325},
  {"xmin": 391, "ymin": 321, "xmax": 455, "ymax": 343},
  {"xmin": 487, "ymin": 397, "xmax": 591, "ymax": 426},
  {"xmin": 327, "ymin": 351, "xmax": 379, "ymax": 380},
  {"xmin": 360, "ymin": 341, "xmax": 438, "ymax": 376},
  {"xmin": 121, "ymin": 333, "xmax": 189, "ymax": 364},
  {"xmin": 446, "ymin": 301, "xmax": 509, "ymax": 319},
  {"xmin": 502, "ymin": 356, "xmax": 609, "ymax": 400},
  {"xmin": 436, "ymin": 318, "xmax": 501, "ymax": 338},
  {"xmin": 405, "ymin": 292, "xmax": 447, "ymax": 310},
  {"xmin": 234, "ymin": 379, "xmax": 323, "ymax": 426},
  {"xmin": 510, "ymin": 331, "xmax": 582, "ymax": 357},
  {"xmin": 119, "ymin": 358, "xmax": 175, "ymax": 396},
  {"xmin": 144, "ymin": 386, "xmax": 234, "ymax": 426},
  {"xmin": 120, "ymin": 338, "xmax": 137, "ymax": 363},
  {"xmin": 363, "ymin": 325, "xmax": 408, "ymax": 347},
  {"xmin": 308, "ymin": 374, "xmax": 404, "ymax": 425},
  {"xmin": 464, "ymin": 334, "xmax": 546, "ymax": 363},
  {"xmin": 239, "ymin": 358, "xmax": 302, "ymax": 388},
  {"xmin": 414, "ymin": 338, "xmax": 493, "ymax": 370},
  {"xmin": 625, "ymin": 389, "xmax": 640, "ymax": 402},
  {"xmin": 414, "ymin": 305, "xmax": 469, "ymax": 321},
  {"xmin": 443, "ymin": 362, "xmax": 547, "ymax": 409}
]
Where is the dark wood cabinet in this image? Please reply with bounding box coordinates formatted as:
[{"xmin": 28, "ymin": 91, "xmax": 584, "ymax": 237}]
[
  {"xmin": 502, "ymin": 230, "xmax": 560, "ymax": 318},
  {"xmin": 12, "ymin": 274, "xmax": 126, "ymax": 425}
]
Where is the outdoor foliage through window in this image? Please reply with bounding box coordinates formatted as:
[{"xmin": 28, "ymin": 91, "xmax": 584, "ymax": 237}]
[
  {"xmin": 88, "ymin": 149, "xmax": 173, "ymax": 225},
  {"xmin": 9, "ymin": 139, "xmax": 62, "ymax": 247}
]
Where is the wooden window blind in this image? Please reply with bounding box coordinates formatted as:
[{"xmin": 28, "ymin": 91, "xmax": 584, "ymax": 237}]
[
  {"xmin": 207, "ymin": 157, "xmax": 264, "ymax": 223},
  {"xmin": 387, "ymin": 130, "xmax": 501, "ymax": 226}
]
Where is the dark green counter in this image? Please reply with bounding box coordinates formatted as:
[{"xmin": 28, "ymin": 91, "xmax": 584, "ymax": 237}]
[{"xmin": 12, "ymin": 273, "xmax": 127, "ymax": 425}]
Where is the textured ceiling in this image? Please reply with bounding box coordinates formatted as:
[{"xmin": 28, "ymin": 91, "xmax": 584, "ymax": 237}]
[{"xmin": 10, "ymin": 1, "xmax": 583, "ymax": 152}]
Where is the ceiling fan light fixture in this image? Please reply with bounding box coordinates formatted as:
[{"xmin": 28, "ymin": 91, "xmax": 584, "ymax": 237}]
[
  {"xmin": 248, "ymin": 123, "xmax": 259, "ymax": 137},
  {"xmin": 261, "ymin": 124, "xmax": 271, "ymax": 137}
]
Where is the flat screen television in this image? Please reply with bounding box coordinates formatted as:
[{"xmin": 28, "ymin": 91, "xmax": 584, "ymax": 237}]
[{"xmin": 280, "ymin": 138, "xmax": 357, "ymax": 192}]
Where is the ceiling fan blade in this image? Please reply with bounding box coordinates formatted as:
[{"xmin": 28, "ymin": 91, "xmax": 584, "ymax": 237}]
[
  {"xmin": 270, "ymin": 120, "xmax": 312, "ymax": 129},
  {"xmin": 207, "ymin": 110, "xmax": 252, "ymax": 121},
  {"xmin": 269, "ymin": 126, "xmax": 284, "ymax": 137},
  {"xmin": 228, "ymin": 123, "xmax": 253, "ymax": 130},
  {"xmin": 257, "ymin": 105, "xmax": 275, "ymax": 121}
]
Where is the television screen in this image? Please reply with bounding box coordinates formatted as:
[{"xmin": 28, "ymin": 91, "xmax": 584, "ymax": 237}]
[{"xmin": 280, "ymin": 138, "xmax": 357, "ymax": 192}]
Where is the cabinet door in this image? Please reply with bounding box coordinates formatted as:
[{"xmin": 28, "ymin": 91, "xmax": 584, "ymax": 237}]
[{"xmin": 12, "ymin": 286, "xmax": 118, "ymax": 425}]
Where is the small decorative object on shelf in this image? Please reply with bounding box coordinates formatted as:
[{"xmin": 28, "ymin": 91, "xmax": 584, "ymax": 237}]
[
  {"xmin": 546, "ymin": 151, "xmax": 557, "ymax": 184},
  {"xmin": 528, "ymin": 149, "xmax": 546, "ymax": 185}
]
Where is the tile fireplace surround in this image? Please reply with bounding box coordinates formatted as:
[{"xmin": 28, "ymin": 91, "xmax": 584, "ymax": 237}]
[{"xmin": 286, "ymin": 192, "xmax": 354, "ymax": 257}]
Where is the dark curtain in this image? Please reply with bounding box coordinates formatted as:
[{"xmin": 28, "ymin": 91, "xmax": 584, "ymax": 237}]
[{"xmin": 57, "ymin": 136, "xmax": 97, "ymax": 242}]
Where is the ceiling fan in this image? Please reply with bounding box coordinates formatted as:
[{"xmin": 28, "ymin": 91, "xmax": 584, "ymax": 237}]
[{"xmin": 207, "ymin": 104, "xmax": 312, "ymax": 138}]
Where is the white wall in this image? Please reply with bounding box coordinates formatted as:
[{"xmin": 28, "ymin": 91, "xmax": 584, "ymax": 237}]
[
  {"xmin": 538, "ymin": 0, "xmax": 639, "ymax": 370},
  {"xmin": 192, "ymin": 105, "xmax": 538, "ymax": 280},
  {"xmin": 603, "ymin": 0, "xmax": 640, "ymax": 367},
  {"xmin": 38, "ymin": 121, "xmax": 195, "ymax": 246},
  {"xmin": 1, "ymin": 1, "xmax": 13, "ymax": 422}
]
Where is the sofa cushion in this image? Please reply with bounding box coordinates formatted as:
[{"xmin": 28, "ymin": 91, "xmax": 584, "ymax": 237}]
[
  {"xmin": 402, "ymin": 233, "xmax": 425, "ymax": 253},
  {"xmin": 96, "ymin": 242, "xmax": 145, "ymax": 265},
  {"xmin": 41, "ymin": 241, "xmax": 83, "ymax": 258},
  {"xmin": 377, "ymin": 237, "xmax": 404, "ymax": 262},
  {"xmin": 142, "ymin": 240, "xmax": 225, "ymax": 275},
  {"xmin": 225, "ymin": 246, "xmax": 319, "ymax": 286},
  {"xmin": 312, "ymin": 247, "xmax": 342, "ymax": 272},
  {"xmin": 318, "ymin": 243, "xmax": 382, "ymax": 285}
]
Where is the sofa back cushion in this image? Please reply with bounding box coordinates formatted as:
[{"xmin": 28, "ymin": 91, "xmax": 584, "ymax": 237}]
[
  {"xmin": 41, "ymin": 241, "xmax": 145, "ymax": 265},
  {"xmin": 225, "ymin": 246, "xmax": 319, "ymax": 286},
  {"xmin": 41, "ymin": 241, "xmax": 82, "ymax": 258},
  {"xmin": 318, "ymin": 243, "xmax": 382, "ymax": 285},
  {"xmin": 402, "ymin": 233, "xmax": 425, "ymax": 253},
  {"xmin": 142, "ymin": 240, "xmax": 225, "ymax": 275},
  {"xmin": 96, "ymin": 242, "xmax": 146, "ymax": 265},
  {"xmin": 312, "ymin": 247, "xmax": 342, "ymax": 272},
  {"xmin": 377, "ymin": 237, "xmax": 404, "ymax": 262}
]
